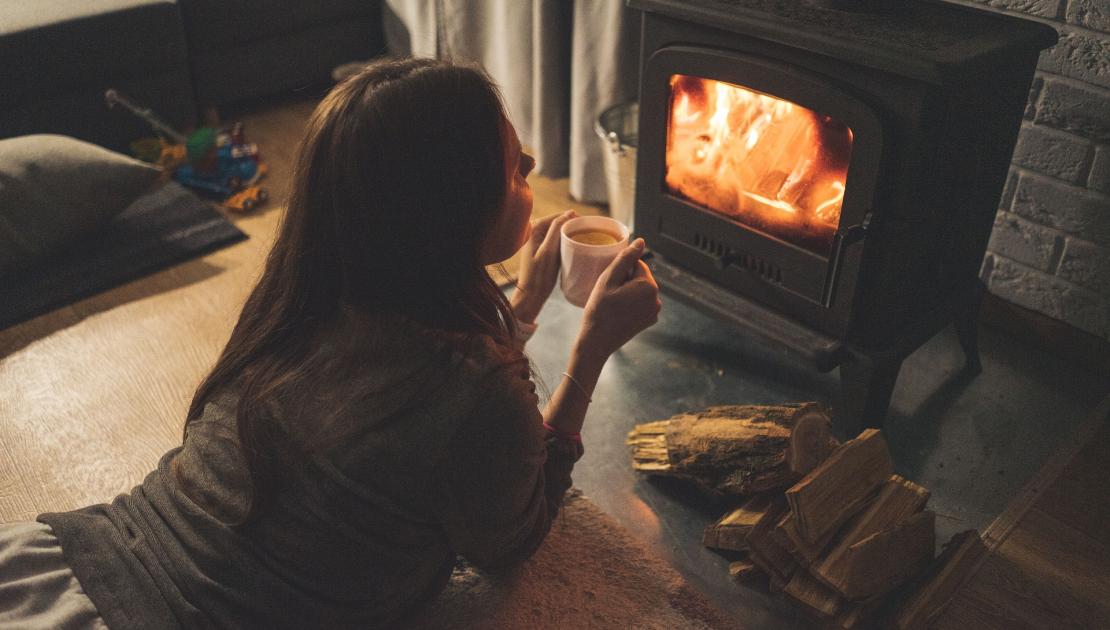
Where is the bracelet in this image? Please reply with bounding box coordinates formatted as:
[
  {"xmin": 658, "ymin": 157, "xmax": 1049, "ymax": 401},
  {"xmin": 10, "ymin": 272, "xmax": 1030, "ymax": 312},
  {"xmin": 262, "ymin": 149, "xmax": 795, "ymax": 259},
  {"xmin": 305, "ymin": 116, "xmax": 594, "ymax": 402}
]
[{"xmin": 561, "ymin": 371, "xmax": 592, "ymax": 403}]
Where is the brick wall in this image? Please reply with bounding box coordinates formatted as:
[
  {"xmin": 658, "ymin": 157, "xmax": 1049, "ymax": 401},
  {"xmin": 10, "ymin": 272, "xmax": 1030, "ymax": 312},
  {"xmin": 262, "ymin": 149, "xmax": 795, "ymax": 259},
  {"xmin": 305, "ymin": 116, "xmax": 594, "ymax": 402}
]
[{"xmin": 947, "ymin": 0, "xmax": 1110, "ymax": 340}]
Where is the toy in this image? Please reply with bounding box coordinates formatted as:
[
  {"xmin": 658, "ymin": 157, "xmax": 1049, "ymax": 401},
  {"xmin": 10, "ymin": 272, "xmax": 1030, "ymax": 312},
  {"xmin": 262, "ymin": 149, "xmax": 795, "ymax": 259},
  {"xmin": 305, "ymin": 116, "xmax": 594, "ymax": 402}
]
[
  {"xmin": 222, "ymin": 185, "xmax": 268, "ymax": 213},
  {"xmin": 105, "ymin": 89, "xmax": 268, "ymax": 209}
]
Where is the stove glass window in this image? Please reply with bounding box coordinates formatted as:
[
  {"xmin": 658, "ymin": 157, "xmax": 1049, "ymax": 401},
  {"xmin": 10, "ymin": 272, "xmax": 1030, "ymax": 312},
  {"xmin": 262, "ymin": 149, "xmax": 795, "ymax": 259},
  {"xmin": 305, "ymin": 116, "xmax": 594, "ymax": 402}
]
[{"xmin": 665, "ymin": 74, "xmax": 854, "ymax": 257}]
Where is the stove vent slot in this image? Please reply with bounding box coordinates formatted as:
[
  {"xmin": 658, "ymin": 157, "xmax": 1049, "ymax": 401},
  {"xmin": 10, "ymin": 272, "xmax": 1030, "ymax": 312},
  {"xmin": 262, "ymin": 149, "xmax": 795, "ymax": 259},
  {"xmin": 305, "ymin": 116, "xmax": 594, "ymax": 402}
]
[{"xmin": 693, "ymin": 233, "xmax": 783, "ymax": 283}]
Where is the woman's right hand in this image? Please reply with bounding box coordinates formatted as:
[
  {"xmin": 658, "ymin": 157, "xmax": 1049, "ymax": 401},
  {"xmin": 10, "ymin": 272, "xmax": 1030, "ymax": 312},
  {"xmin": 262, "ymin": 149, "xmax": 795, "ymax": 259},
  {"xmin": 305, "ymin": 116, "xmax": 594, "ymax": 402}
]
[{"xmin": 575, "ymin": 238, "xmax": 661, "ymax": 360}]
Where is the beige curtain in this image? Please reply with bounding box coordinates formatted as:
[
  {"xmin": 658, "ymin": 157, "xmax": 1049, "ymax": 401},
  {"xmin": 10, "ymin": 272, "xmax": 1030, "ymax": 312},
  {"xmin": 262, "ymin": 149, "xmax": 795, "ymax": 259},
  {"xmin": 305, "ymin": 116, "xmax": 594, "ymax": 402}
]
[{"xmin": 383, "ymin": 0, "xmax": 639, "ymax": 204}]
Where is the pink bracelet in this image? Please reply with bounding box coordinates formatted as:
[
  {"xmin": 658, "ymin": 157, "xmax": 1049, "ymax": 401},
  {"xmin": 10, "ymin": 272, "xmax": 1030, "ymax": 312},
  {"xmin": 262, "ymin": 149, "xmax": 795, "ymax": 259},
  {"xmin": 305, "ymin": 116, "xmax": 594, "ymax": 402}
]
[{"xmin": 543, "ymin": 421, "xmax": 582, "ymax": 442}]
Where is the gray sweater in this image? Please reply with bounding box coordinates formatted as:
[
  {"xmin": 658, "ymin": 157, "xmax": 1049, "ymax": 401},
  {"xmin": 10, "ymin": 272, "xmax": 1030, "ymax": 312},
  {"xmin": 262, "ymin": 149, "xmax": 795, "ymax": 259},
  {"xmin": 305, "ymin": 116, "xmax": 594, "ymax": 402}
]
[{"xmin": 38, "ymin": 314, "xmax": 583, "ymax": 629}]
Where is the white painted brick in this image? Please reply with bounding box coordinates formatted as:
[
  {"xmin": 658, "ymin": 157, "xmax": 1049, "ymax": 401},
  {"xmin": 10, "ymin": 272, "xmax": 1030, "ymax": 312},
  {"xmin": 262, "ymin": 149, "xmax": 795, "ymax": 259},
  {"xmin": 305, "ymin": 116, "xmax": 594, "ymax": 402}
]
[
  {"xmin": 1038, "ymin": 28, "xmax": 1110, "ymax": 90},
  {"xmin": 1025, "ymin": 76, "xmax": 1043, "ymax": 121},
  {"xmin": 987, "ymin": 254, "xmax": 1110, "ymax": 339},
  {"xmin": 1011, "ymin": 123, "xmax": 1094, "ymax": 183},
  {"xmin": 1011, "ymin": 172, "xmax": 1110, "ymax": 244},
  {"xmin": 1058, "ymin": 235, "xmax": 1110, "ymax": 293},
  {"xmin": 1067, "ymin": 0, "xmax": 1110, "ymax": 33},
  {"xmin": 987, "ymin": 210, "xmax": 1064, "ymax": 271},
  {"xmin": 1001, "ymin": 168, "xmax": 1020, "ymax": 208},
  {"xmin": 1089, "ymin": 145, "xmax": 1110, "ymax": 194},
  {"xmin": 1034, "ymin": 79, "xmax": 1110, "ymax": 142},
  {"xmin": 960, "ymin": 0, "xmax": 1063, "ymax": 18}
]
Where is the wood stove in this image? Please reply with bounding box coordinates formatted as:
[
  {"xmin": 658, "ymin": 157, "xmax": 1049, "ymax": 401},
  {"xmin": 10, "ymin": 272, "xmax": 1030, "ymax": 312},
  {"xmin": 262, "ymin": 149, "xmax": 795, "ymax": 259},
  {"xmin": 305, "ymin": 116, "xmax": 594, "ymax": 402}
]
[{"xmin": 630, "ymin": 0, "xmax": 1056, "ymax": 435}]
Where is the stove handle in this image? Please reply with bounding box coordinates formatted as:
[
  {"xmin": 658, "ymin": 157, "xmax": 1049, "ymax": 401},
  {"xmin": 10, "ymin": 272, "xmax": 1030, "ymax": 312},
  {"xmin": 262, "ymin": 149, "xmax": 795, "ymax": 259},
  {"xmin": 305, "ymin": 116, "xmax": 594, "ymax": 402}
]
[{"xmin": 823, "ymin": 211, "xmax": 872, "ymax": 307}]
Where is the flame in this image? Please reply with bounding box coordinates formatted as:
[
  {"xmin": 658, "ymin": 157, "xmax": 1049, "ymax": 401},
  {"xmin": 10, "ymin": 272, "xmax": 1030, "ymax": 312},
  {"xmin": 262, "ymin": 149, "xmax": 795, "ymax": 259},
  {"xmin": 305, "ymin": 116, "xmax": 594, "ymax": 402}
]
[{"xmin": 665, "ymin": 75, "xmax": 854, "ymax": 256}]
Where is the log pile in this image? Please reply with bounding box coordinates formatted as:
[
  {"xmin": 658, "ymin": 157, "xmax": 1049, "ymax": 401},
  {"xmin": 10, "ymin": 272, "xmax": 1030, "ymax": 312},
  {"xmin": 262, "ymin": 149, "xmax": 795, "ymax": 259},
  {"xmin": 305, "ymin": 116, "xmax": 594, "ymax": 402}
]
[{"xmin": 627, "ymin": 405, "xmax": 985, "ymax": 629}]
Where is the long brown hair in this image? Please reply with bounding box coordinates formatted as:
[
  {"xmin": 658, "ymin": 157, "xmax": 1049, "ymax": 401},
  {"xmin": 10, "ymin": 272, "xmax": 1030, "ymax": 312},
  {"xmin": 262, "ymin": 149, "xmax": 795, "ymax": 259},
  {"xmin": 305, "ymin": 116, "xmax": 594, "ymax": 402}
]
[{"xmin": 180, "ymin": 58, "xmax": 519, "ymax": 525}]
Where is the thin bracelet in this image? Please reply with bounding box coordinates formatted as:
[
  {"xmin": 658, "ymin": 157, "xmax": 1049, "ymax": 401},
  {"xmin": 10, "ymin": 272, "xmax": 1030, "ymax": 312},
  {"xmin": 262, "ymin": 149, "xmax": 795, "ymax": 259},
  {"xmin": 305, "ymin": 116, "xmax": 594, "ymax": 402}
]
[{"xmin": 561, "ymin": 371, "xmax": 592, "ymax": 403}]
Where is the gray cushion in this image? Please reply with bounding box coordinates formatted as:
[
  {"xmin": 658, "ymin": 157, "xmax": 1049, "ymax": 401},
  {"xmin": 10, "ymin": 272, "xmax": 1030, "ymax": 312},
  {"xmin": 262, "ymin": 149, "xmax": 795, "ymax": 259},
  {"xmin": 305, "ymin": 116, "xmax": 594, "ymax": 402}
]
[{"xmin": 0, "ymin": 134, "xmax": 161, "ymax": 276}]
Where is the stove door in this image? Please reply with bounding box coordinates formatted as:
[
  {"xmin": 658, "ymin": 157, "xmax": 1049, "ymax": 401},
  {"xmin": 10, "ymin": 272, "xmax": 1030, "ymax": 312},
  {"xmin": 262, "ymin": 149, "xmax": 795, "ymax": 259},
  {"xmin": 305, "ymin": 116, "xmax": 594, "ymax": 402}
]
[{"xmin": 637, "ymin": 46, "xmax": 884, "ymax": 334}]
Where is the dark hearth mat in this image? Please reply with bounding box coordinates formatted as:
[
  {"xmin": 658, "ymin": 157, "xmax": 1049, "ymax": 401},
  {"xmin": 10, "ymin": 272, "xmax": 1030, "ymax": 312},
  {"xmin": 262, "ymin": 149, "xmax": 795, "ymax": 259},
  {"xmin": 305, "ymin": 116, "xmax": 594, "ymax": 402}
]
[{"xmin": 0, "ymin": 181, "xmax": 247, "ymax": 330}]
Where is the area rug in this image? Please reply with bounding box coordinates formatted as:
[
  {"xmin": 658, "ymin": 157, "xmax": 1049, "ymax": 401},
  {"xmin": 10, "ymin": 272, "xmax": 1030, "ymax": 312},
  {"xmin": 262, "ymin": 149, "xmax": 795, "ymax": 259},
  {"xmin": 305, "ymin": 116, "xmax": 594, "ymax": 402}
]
[
  {"xmin": 403, "ymin": 489, "xmax": 741, "ymax": 630},
  {"xmin": 0, "ymin": 181, "xmax": 246, "ymax": 330}
]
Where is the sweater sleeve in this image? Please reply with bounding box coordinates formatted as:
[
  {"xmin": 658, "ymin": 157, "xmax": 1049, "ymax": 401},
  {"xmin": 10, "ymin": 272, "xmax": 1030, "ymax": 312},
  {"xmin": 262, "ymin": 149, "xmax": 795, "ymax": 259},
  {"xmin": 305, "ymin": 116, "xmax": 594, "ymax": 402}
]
[{"xmin": 424, "ymin": 356, "xmax": 584, "ymax": 571}]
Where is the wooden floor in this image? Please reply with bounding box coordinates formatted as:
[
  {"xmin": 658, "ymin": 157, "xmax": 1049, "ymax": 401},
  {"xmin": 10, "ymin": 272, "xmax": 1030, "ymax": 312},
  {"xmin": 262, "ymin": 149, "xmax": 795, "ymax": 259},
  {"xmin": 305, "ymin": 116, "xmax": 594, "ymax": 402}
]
[
  {"xmin": 931, "ymin": 394, "xmax": 1110, "ymax": 629},
  {"xmin": 0, "ymin": 94, "xmax": 601, "ymax": 522}
]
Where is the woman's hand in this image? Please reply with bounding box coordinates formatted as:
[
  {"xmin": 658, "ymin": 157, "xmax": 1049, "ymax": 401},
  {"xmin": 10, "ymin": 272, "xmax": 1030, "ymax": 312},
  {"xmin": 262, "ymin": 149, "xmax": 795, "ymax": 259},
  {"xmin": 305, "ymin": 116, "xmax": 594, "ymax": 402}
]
[
  {"xmin": 511, "ymin": 209, "xmax": 577, "ymax": 324},
  {"xmin": 575, "ymin": 238, "xmax": 661, "ymax": 361}
]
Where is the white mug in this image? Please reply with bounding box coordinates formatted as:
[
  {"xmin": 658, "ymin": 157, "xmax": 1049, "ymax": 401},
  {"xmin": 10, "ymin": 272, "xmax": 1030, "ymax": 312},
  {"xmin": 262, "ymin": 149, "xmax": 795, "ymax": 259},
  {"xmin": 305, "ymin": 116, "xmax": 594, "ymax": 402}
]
[{"xmin": 559, "ymin": 215, "xmax": 630, "ymax": 307}]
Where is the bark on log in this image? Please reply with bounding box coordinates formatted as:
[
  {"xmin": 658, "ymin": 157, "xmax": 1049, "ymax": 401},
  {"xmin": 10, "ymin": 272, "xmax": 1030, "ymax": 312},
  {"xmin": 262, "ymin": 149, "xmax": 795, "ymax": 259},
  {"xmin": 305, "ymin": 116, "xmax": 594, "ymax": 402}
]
[
  {"xmin": 785, "ymin": 428, "xmax": 894, "ymax": 545},
  {"xmin": 627, "ymin": 403, "xmax": 831, "ymax": 497}
]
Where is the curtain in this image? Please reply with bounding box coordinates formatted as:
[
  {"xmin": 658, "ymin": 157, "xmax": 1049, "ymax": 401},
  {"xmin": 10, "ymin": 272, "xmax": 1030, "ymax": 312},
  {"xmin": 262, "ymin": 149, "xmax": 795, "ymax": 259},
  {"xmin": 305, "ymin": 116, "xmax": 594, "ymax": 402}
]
[{"xmin": 382, "ymin": 0, "xmax": 640, "ymax": 204}]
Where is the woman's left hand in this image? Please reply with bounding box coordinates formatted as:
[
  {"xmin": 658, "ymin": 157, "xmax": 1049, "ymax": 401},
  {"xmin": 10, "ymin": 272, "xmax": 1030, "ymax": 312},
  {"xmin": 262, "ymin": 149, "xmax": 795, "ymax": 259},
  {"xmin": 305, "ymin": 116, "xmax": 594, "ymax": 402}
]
[{"xmin": 512, "ymin": 209, "xmax": 577, "ymax": 324}]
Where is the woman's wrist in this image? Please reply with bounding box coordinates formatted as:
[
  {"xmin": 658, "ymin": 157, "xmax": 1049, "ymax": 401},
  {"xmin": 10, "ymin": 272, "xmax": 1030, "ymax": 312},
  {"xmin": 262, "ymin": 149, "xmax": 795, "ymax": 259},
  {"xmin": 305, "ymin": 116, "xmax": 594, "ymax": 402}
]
[{"xmin": 510, "ymin": 285, "xmax": 545, "ymax": 324}]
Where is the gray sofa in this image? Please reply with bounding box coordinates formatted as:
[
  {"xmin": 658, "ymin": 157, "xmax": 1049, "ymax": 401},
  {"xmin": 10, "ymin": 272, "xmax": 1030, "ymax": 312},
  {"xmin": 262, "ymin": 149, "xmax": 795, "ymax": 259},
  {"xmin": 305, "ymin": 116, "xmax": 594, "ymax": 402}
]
[{"xmin": 0, "ymin": 0, "xmax": 384, "ymax": 153}]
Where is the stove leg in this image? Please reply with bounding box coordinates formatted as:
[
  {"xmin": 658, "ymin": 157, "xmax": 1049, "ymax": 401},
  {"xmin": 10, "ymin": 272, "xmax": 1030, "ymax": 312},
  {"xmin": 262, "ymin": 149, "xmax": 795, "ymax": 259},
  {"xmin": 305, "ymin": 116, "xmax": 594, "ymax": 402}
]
[
  {"xmin": 954, "ymin": 280, "xmax": 986, "ymax": 375},
  {"xmin": 836, "ymin": 350, "xmax": 905, "ymax": 438}
]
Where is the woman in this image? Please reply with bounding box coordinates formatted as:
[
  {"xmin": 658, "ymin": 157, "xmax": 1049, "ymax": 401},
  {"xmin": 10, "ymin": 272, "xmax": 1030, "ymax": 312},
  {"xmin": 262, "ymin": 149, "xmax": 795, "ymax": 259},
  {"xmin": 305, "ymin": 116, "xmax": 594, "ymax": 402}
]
[{"xmin": 0, "ymin": 58, "xmax": 660, "ymax": 628}]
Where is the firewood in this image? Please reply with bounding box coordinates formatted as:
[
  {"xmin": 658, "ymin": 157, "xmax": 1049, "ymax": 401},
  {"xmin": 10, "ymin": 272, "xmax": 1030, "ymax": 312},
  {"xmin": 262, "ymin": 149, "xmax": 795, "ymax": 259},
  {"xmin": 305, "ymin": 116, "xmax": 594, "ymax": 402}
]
[
  {"xmin": 811, "ymin": 475, "xmax": 931, "ymax": 592},
  {"xmin": 889, "ymin": 530, "xmax": 986, "ymax": 630},
  {"xmin": 728, "ymin": 558, "xmax": 763, "ymax": 582},
  {"xmin": 744, "ymin": 496, "xmax": 798, "ymax": 584},
  {"xmin": 786, "ymin": 407, "xmax": 838, "ymax": 476},
  {"xmin": 784, "ymin": 569, "xmax": 843, "ymax": 621},
  {"xmin": 627, "ymin": 403, "xmax": 824, "ymax": 496},
  {"xmin": 835, "ymin": 510, "xmax": 936, "ymax": 600},
  {"xmin": 785, "ymin": 428, "xmax": 894, "ymax": 545},
  {"xmin": 779, "ymin": 510, "xmax": 842, "ymax": 566},
  {"xmin": 702, "ymin": 492, "xmax": 775, "ymax": 551},
  {"xmin": 829, "ymin": 594, "xmax": 884, "ymax": 630}
]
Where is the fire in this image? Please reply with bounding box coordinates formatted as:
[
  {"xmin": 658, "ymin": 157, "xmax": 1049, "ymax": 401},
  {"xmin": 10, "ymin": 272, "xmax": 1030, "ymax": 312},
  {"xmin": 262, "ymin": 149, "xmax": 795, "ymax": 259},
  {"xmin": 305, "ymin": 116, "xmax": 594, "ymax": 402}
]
[{"xmin": 665, "ymin": 75, "xmax": 854, "ymax": 255}]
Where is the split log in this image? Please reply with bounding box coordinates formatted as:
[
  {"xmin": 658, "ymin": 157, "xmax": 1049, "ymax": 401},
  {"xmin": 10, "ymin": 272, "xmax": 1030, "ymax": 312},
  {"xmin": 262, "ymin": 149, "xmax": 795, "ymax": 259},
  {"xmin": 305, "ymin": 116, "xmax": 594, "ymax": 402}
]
[
  {"xmin": 834, "ymin": 510, "xmax": 936, "ymax": 600},
  {"xmin": 785, "ymin": 428, "xmax": 894, "ymax": 545},
  {"xmin": 811, "ymin": 475, "xmax": 931, "ymax": 592},
  {"xmin": 627, "ymin": 403, "xmax": 832, "ymax": 497},
  {"xmin": 744, "ymin": 496, "xmax": 798, "ymax": 584},
  {"xmin": 702, "ymin": 492, "xmax": 775, "ymax": 551},
  {"xmin": 889, "ymin": 530, "xmax": 987, "ymax": 630},
  {"xmin": 787, "ymin": 407, "xmax": 838, "ymax": 476},
  {"xmin": 830, "ymin": 594, "xmax": 885, "ymax": 630},
  {"xmin": 783, "ymin": 570, "xmax": 843, "ymax": 621},
  {"xmin": 779, "ymin": 510, "xmax": 843, "ymax": 567},
  {"xmin": 728, "ymin": 558, "xmax": 762, "ymax": 582}
]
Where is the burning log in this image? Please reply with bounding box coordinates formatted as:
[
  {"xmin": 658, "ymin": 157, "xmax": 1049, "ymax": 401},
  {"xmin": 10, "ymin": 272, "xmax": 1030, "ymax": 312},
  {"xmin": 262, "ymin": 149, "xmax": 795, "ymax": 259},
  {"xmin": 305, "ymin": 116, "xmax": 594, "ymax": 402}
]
[{"xmin": 785, "ymin": 428, "xmax": 894, "ymax": 545}]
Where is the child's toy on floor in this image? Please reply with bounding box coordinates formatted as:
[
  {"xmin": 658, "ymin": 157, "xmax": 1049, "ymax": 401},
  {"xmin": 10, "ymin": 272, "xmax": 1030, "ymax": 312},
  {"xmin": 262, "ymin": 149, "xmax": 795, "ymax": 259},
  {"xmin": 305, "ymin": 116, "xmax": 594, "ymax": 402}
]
[{"xmin": 105, "ymin": 89, "xmax": 268, "ymax": 213}]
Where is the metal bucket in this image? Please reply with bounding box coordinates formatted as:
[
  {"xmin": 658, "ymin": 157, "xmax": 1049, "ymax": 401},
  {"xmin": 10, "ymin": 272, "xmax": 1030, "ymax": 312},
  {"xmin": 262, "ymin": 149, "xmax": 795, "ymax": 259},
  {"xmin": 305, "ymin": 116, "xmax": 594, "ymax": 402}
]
[{"xmin": 595, "ymin": 102, "xmax": 639, "ymax": 230}]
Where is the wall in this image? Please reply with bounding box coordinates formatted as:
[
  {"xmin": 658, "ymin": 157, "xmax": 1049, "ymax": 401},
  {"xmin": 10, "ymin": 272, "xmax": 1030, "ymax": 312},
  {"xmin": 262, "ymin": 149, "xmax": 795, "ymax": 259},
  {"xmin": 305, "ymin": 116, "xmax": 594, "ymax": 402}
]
[{"xmin": 948, "ymin": 0, "xmax": 1110, "ymax": 340}]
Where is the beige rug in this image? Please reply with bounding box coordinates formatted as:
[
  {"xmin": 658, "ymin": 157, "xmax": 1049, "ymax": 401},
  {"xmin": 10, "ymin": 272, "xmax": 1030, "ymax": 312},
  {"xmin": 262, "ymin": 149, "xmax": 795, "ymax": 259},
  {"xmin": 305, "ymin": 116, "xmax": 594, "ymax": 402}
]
[{"xmin": 403, "ymin": 490, "xmax": 741, "ymax": 630}]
